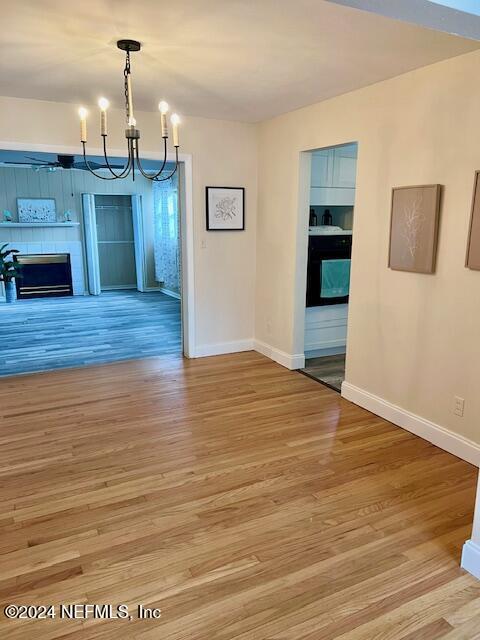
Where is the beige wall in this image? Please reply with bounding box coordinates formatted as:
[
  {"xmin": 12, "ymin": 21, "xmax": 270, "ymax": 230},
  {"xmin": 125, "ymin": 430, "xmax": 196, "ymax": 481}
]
[
  {"xmin": 257, "ymin": 48, "xmax": 480, "ymax": 445},
  {"xmin": 0, "ymin": 95, "xmax": 257, "ymax": 351}
]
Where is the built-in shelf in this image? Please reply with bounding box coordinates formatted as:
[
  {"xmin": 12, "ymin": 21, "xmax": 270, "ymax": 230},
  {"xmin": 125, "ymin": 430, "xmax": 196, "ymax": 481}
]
[{"xmin": 0, "ymin": 222, "xmax": 79, "ymax": 228}]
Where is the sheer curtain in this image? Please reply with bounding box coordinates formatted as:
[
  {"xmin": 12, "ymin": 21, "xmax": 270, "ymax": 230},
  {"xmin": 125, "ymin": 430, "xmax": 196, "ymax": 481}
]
[{"xmin": 152, "ymin": 173, "xmax": 180, "ymax": 294}]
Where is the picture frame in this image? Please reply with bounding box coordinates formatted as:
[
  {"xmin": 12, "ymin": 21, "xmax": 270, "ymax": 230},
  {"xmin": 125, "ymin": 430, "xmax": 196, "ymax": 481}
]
[
  {"xmin": 388, "ymin": 184, "xmax": 442, "ymax": 274},
  {"xmin": 466, "ymin": 170, "xmax": 480, "ymax": 270},
  {"xmin": 17, "ymin": 198, "xmax": 57, "ymax": 223},
  {"xmin": 206, "ymin": 187, "xmax": 245, "ymax": 231}
]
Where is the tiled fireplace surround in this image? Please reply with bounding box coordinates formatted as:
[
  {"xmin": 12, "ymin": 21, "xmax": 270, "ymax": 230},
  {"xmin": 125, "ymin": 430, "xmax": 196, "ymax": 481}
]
[{"xmin": 5, "ymin": 242, "xmax": 85, "ymax": 296}]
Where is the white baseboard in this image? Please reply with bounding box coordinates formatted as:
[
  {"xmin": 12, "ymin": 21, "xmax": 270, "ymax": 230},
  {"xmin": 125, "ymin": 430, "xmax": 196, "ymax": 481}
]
[
  {"xmin": 305, "ymin": 346, "xmax": 346, "ymax": 358},
  {"xmin": 305, "ymin": 337, "xmax": 347, "ymax": 351},
  {"xmin": 158, "ymin": 287, "xmax": 181, "ymax": 300},
  {"xmin": 254, "ymin": 339, "xmax": 305, "ymax": 370},
  {"xmin": 462, "ymin": 540, "xmax": 480, "ymax": 580},
  {"xmin": 341, "ymin": 381, "xmax": 480, "ymax": 467},
  {"xmin": 193, "ymin": 339, "xmax": 255, "ymax": 358}
]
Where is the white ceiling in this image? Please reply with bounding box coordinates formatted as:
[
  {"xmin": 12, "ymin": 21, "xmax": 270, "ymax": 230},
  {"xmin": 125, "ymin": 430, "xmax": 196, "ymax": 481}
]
[
  {"xmin": 0, "ymin": 0, "xmax": 478, "ymax": 123},
  {"xmin": 328, "ymin": 0, "xmax": 480, "ymax": 38}
]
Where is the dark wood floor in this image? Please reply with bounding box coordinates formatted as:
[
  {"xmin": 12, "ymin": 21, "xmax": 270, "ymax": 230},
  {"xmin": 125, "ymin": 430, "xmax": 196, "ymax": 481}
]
[
  {"xmin": 302, "ymin": 353, "xmax": 346, "ymax": 392},
  {"xmin": 0, "ymin": 290, "xmax": 181, "ymax": 376},
  {"xmin": 0, "ymin": 352, "xmax": 478, "ymax": 639}
]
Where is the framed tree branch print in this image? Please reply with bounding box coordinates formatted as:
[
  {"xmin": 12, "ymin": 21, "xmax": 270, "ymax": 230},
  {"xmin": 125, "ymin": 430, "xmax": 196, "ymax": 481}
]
[
  {"xmin": 388, "ymin": 184, "xmax": 442, "ymax": 274},
  {"xmin": 466, "ymin": 171, "xmax": 480, "ymax": 270},
  {"xmin": 206, "ymin": 187, "xmax": 245, "ymax": 231}
]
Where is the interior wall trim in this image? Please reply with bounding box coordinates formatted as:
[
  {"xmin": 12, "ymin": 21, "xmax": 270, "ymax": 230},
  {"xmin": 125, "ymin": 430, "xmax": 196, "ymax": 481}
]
[
  {"xmin": 304, "ymin": 337, "xmax": 347, "ymax": 351},
  {"xmin": 341, "ymin": 381, "xmax": 480, "ymax": 467},
  {"xmin": 158, "ymin": 286, "xmax": 181, "ymax": 300},
  {"xmin": 254, "ymin": 339, "xmax": 306, "ymax": 370},
  {"xmin": 193, "ymin": 339, "xmax": 255, "ymax": 358},
  {"xmin": 462, "ymin": 540, "xmax": 480, "ymax": 581}
]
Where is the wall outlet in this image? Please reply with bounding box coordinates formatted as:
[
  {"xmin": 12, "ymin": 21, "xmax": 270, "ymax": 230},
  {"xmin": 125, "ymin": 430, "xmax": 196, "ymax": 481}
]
[
  {"xmin": 454, "ymin": 396, "xmax": 465, "ymax": 417},
  {"xmin": 200, "ymin": 239, "xmax": 207, "ymax": 249},
  {"xmin": 266, "ymin": 319, "xmax": 272, "ymax": 334}
]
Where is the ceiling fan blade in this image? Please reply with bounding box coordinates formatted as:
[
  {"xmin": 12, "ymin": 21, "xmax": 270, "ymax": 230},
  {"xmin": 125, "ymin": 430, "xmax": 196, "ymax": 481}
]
[
  {"xmin": 73, "ymin": 161, "xmax": 124, "ymax": 170},
  {"xmin": 24, "ymin": 155, "xmax": 57, "ymax": 166},
  {"xmin": 0, "ymin": 160, "xmax": 46, "ymax": 166}
]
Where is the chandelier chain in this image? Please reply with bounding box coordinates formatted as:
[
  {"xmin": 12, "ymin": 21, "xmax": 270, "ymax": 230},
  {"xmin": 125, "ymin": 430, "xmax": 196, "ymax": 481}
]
[{"xmin": 124, "ymin": 51, "xmax": 131, "ymax": 125}]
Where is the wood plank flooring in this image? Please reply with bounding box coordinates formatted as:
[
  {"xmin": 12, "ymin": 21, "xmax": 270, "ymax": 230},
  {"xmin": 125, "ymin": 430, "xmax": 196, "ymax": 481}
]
[
  {"xmin": 0, "ymin": 351, "xmax": 479, "ymax": 639},
  {"xmin": 0, "ymin": 290, "xmax": 181, "ymax": 377}
]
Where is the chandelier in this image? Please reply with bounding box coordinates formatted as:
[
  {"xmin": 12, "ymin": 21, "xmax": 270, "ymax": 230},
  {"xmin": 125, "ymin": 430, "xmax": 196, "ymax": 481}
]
[{"xmin": 78, "ymin": 39, "xmax": 180, "ymax": 182}]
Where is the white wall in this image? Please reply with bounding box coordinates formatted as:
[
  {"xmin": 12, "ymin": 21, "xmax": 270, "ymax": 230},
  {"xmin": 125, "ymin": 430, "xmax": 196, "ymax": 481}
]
[
  {"xmin": 256, "ymin": 48, "xmax": 480, "ymax": 452},
  {"xmin": 472, "ymin": 476, "xmax": 480, "ymax": 542},
  {"xmin": 0, "ymin": 95, "xmax": 257, "ymax": 354},
  {"xmin": 462, "ymin": 472, "xmax": 480, "ymax": 579}
]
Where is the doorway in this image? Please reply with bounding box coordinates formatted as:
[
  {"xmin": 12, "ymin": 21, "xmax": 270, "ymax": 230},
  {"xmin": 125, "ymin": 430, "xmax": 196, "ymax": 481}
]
[
  {"xmin": 299, "ymin": 142, "xmax": 358, "ymax": 391},
  {"xmin": 0, "ymin": 146, "xmax": 195, "ymax": 376},
  {"xmin": 82, "ymin": 193, "xmax": 146, "ymax": 295},
  {"xmin": 96, "ymin": 195, "xmax": 137, "ymax": 291}
]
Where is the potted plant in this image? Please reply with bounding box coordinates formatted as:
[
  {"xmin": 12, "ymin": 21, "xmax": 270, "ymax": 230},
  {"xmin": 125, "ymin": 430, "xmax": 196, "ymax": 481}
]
[{"xmin": 0, "ymin": 244, "xmax": 22, "ymax": 303}]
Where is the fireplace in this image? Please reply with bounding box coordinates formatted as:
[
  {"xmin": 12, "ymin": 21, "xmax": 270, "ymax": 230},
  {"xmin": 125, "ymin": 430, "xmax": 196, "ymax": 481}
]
[{"xmin": 14, "ymin": 254, "xmax": 73, "ymax": 299}]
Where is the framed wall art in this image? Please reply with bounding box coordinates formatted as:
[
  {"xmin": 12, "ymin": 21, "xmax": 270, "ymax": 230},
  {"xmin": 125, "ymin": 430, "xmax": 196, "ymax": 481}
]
[
  {"xmin": 206, "ymin": 187, "xmax": 245, "ymax": 231},
  {"xmin": 388, "ymin": 184, "xmax": 441, "ymax": 274},
  {"xmin": 466, "ymin": 171, "xmax": 480, "ymax": 270},
  {"xmin": 17, "ymin": 198, "xmax": 57, "ymax": 223}
]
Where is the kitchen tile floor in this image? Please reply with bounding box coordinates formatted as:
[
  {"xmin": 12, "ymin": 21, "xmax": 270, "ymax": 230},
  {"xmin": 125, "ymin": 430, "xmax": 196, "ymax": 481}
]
[{"xmin": 301, "ymin": 353, "xmax": 346, "ymax": 392}]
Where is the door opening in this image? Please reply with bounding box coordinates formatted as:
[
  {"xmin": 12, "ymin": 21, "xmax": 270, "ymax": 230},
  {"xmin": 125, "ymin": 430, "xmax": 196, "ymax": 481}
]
[
  {"xmin": 0, "ymin": 146, "xmax": 193, "ymax": 376},
  {"xmin": 300, "ymin": 142, "xmax": 358, "ymax": 392}
]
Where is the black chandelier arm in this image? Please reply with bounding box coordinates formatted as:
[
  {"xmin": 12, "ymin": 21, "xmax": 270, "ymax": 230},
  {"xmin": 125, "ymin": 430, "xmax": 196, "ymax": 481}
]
[
  {"xmin": 81, "ymin": 142, "xmax": 131, "ymax": 181},
  {"xmin": 134, "ymin": 141, "xmax": 179, "ymax": 182},
  {"xmin": 153, "ymin": 147, "xmax": 179, "ymax": 182},
  {"xmin": 101, "ymin": 135, "xmax": 133, "ymax": 178},
  {"xmin": 133, "ymin": 137, "xmax": 169, "ymax": 181}
]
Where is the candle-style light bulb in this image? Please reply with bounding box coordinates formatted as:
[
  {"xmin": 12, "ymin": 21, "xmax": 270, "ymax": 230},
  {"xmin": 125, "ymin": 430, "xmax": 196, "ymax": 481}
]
[
  {"xmin": 79, "ymin": 106, "xmax": 88, "ymax": 142},
  {"xmin": 159, "ymin": 101, "xmax": 169, "ymax": 138},
  {"xmin": 171, "ymin": 113, "xmax": 180, "ymax": 147},
  {"xmin": 98, "ymin": 97, "xmax": 109, "ymax": 136},
  {"xmin": 127, "ymin": 72, "xmax": 134, "ymax": 126}
]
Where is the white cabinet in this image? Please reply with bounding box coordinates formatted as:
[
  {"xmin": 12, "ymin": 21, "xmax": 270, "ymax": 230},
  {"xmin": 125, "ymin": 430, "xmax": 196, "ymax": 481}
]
[
  {"xmin": 304, "ymin": 305, "xmax": 348, "ymax": 353},
  {"xmin": 311, "ymin": 151, "xmax": 331, "ymax": 188},
  {"xmin": 332, "ymin": 149, "xmax": 356, "ymax": 188},
  {"xmin": 310, "ymin": 143, "xmax": 357, "ymax": 205},
  {"xmin": 310, "ymin": 187, "xmax": 355, "ymax": 206}
]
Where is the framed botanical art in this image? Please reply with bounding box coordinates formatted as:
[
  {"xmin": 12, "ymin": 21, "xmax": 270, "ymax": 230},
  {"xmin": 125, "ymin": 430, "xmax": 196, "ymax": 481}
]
[
  {"xmin": 17, "ymin": 198, "xmax": 56, "ymax": 223},
  {"xmin": 206, "ymin": 187, "xmax": 245, "ymax": 231},
  {"xmin": 466, "ymin": 171, "xmax": 480, "ymax": 270},
  {"xmin": 388, "ymin": 184, "xmax": 442, "ymax": 274}
]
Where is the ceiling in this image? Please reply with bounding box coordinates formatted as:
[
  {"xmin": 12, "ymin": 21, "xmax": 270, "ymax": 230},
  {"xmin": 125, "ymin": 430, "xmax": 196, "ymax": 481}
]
[
  {"xmin": 328, "ymin": 0, "xmax": 480, "ymax": 38},
  {"xmin": 1, "ymin": 0, "xmax": 478, "ymax": 123}
]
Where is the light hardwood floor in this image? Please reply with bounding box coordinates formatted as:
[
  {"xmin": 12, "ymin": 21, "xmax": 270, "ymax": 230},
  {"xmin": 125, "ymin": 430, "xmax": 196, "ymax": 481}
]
[{"xmin": 0, "ymin": 351, "xmax": 479, "ymax": 639}]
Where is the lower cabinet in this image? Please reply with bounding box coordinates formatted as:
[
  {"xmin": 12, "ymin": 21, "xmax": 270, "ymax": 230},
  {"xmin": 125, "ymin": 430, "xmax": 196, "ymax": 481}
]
[{"xmin": 304, "ymin": 304, "xmax": 348, "ymax": 354}]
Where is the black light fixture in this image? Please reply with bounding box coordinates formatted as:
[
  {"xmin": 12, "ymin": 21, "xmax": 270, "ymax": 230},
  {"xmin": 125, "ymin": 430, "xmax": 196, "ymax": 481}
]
[{"xmin": 78, "ymin": 39, "xmax": 180, "ymax": 182}]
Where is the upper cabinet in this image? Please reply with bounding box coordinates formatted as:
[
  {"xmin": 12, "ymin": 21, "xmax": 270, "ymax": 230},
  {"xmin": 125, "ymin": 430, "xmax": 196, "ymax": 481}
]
[
  {"xmin": 332, "ymin": 147, "xmax": 357, "ymax": 188},
  {"xmin": 310, "ymin": 144, "xmax": 357, "ymax": 205},
  {"xmin": 311, "ymin": 150, "xmax": 331, "ymax": 188}
]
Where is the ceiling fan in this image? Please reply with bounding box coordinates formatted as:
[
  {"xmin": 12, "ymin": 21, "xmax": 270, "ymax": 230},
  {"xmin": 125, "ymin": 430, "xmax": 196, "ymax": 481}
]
[{"xmin": 0, "ymin": 154, "xmax": 123, "ymax": 172}]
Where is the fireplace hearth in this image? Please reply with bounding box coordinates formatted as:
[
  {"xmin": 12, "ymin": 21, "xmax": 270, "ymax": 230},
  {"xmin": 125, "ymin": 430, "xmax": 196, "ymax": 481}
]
[{"xmin": 14, "ymin": 254, "xmax": 73, "ymax": 299}]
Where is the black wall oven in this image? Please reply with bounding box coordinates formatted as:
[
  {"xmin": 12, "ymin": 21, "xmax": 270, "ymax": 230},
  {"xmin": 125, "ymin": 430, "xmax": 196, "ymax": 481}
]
[{"xmin": 306, "ymin": 234, "xmax": 352, "ymax": 307}]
